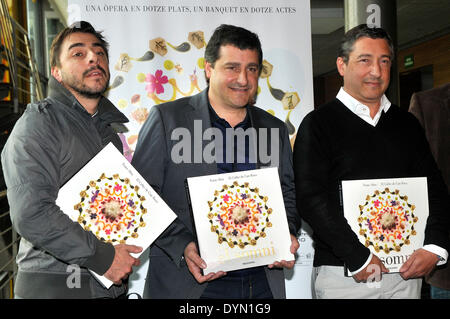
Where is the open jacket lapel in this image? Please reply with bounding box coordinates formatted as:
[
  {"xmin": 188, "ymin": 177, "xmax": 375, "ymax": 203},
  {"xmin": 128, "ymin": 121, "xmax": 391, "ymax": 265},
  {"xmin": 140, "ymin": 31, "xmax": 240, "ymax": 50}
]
[
  {"xmin": 248, "ymin": 106, "xmax": 272, "ymax": 169},
  {"xmin": 184, "ymin": 89, "xmax": 218, "ymax": 176}
]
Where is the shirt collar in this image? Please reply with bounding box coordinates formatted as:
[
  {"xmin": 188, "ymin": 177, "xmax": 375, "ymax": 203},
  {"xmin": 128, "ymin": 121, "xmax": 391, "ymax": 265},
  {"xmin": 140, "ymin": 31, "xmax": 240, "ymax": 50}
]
[
  {"xmin": 336, "ymin": 87, "xmax": 391, "ymax": 126},
  {"xmin": 207, "ymin": 100, "xmax": 251, "ymax": 129}
]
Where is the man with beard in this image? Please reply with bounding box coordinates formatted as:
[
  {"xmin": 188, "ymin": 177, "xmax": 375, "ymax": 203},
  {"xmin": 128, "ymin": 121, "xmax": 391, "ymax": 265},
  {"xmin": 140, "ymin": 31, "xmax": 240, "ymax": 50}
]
[{"xmin": 1, "ymin": 21, "xmax": 142, "ymax": 299}]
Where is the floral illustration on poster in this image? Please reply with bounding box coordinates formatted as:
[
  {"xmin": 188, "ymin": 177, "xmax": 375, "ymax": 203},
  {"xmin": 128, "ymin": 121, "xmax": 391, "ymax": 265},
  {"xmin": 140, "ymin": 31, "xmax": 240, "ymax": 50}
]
[{"xmin": 107, "ymin": 30, "xmax": 303, "ymax": 159}]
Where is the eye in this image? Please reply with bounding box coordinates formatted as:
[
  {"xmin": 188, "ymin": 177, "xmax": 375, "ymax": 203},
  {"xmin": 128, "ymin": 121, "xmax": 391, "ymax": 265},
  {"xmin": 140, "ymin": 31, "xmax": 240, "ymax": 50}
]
[
  {"xmin": 73, "ymin": 52, "xmax": 84, "ymax": 57},
  {"xmin": 225, "ymin": 65, "xmax": 239, "ymax": 72},
  {"xmin": 248, "ymin": 66, "xmax": 259, "ymax": 73}
]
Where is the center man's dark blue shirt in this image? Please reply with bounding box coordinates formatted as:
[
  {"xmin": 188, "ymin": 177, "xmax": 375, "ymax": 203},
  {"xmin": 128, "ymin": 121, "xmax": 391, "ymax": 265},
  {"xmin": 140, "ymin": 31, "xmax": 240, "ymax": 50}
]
[{"xmin": 207, "ymin": 103, "xmax": 257, "ymax": 173}]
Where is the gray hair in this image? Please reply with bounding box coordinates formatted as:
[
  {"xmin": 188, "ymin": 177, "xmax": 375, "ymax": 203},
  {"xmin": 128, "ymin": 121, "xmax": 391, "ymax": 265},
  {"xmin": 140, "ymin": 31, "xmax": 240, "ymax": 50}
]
[{"xmin": 338, "ymin": 24, "xmax": 394, "ymax": 64}]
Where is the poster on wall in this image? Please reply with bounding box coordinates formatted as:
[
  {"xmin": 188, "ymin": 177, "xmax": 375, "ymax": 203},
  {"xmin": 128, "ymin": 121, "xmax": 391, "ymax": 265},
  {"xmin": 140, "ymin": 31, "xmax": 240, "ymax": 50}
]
[{"xmin": 67, "ymin": 0, "xmax": 315, "ymax": 298}]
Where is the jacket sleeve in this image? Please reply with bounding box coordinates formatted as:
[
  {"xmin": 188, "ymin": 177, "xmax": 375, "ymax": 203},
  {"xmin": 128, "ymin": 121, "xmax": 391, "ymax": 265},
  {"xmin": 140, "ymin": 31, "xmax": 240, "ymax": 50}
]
[
  {"xmin": 406, "ymin": 113, "xmax": 450, "ymax": 252},
  {"xmin": 132, "ymin": 106, "xmax": 194, "ymax": 267},
  {"xmin": 408, "ymin": 93, "xmax": 425, "ymax": 127},
  {"xmin": 293, "ymin": 113, "xmax": 370, "ymax": 271},
  {"xmin": 1, "ymin": 108, "xmax": 114, "ymax": 275}
]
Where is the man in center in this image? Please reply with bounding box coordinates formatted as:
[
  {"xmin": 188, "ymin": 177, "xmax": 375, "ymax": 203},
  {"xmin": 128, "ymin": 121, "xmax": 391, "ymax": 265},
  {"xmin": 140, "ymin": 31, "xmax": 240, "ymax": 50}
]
[{"xmin": 132, "ymin": 24, "xmax": 301, "ymax": 298}]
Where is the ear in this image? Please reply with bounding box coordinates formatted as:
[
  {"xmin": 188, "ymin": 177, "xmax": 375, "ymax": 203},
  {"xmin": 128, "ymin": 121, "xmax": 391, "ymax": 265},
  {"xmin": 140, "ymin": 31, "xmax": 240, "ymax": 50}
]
[
  {"xmin": 51, "ymin": 66, "xmax": 62, "ymax": 82},
  {"xmin": 204, "ymin": 61, "xmax": 213, "ymax": 81},
  {"xmin": 336, "ymin": 57, "xmax": 346, "ymax": 77}
]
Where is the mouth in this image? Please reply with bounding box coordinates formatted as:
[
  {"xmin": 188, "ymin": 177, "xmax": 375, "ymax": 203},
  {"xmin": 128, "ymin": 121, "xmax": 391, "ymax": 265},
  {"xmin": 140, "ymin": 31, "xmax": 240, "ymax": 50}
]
[
  {"xmin": 229, "ymin": 86, "xmax": 251, "ymax": 93},
  {"xmin": 364, "ymin": 79, "xmax": 382, "ymax": 87},
  {"xmin": 84, "ymin": 67, "xmax": 106, "ymax": 78}
]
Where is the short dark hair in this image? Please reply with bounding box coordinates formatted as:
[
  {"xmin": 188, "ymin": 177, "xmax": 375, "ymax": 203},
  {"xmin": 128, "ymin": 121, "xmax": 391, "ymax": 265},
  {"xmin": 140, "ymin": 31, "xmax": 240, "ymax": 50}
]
[
  {"xmin": 338, "ymin": 24, "xmax": 394, "ymax": 63},
  {"xmin": 50, "ymin": 21, "xmax": 109, "ymax": 68},
  {"xmin": 204, "ymin": 24, "xmax": 263, "ymax": 83}
]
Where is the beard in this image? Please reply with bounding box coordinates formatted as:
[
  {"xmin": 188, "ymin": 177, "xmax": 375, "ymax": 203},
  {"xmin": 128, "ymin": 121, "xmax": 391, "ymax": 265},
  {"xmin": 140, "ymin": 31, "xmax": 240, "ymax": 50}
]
[{"xmin": 62, "ymin": 66, "xmax": 110, "ymax": 99}]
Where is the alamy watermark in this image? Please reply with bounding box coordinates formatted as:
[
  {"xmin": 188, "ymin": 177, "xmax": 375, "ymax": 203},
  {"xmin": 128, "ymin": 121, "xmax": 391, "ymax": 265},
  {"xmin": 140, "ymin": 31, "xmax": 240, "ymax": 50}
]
[
  {"xmin": 170, "ymin": 120, "xmax": 280, "ymax": 168},
  {"xmin": 66, "ymin": 264, "xmax": 81, "ymax": 289}
]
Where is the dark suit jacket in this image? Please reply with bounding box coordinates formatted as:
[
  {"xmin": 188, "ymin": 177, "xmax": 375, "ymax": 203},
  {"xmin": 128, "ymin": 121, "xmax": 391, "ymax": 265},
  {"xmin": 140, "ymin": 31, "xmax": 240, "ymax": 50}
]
[
  {"xmin": 132, "ymin": 89, "xmax": 301, "ymax": 298},
  {"xmin": 409, "ymin": 83, "xmax": 450, "ymax": 289}
]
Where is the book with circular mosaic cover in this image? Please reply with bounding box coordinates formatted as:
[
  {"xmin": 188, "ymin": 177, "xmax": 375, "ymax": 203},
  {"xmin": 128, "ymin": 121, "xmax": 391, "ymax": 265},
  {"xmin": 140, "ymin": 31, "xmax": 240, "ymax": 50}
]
[
  {"xmin": 207, "ymin": 181, "xmax": 273, "ymax": 249},
  {"xmin": 73, "ymin": 173, "xmax": 148, "ymax": 244},
  {"xmin": 56, "ymin": 143, "xmax": 177, "ymax": 288},
  {"xmin": 357, "ymin": 187, "xmax": 418, "ymax": 254},
  {"xmin": 342, "ymin": 177, "xmax": 429, "ymax": 273},
  {"xmin": 186, "ymin": 167, "xmax": 295, "ymax": 273}
]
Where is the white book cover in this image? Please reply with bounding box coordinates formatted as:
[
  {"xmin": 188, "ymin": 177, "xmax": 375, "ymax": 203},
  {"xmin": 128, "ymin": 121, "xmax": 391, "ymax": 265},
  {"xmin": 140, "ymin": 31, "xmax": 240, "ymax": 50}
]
[
  {"xmin": 186, "ymin": 167, "xmax": 294, "ymax": 274},
  {"xmin": 341, "ymin": 177, "xmax": 428, "ymax": 273},
  {"xmin": 56, "ymin": 143, "xmax": 177, "ymax": 288}
]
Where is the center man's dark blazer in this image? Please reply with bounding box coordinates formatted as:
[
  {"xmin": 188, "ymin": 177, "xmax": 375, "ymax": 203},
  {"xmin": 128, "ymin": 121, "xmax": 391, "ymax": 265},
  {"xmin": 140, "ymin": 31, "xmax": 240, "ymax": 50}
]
[{"xmin": 131, "ymin": 88, "xmax": 301, "ymax": 299}]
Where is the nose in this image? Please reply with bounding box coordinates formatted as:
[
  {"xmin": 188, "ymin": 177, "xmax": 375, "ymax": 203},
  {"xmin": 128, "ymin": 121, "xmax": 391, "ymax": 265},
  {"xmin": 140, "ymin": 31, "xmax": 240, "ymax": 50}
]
[
  {"xmin": 236, "ymin": 69, "xmax": 248, "ymax": 86},
  {"xmin": 370, "ymin": 61, "xmax": 382, "ymax": 77},
  {"xmin": 87, "ymin": 50, "xmax": 99, "ymax": 65}
]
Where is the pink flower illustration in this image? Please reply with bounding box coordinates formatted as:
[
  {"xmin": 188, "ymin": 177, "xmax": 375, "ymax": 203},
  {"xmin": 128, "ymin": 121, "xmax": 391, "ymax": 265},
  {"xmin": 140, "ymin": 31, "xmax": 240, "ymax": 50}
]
[{"xmin": 145, "ymin": 69, "xmax": 168, "ymax": 94}]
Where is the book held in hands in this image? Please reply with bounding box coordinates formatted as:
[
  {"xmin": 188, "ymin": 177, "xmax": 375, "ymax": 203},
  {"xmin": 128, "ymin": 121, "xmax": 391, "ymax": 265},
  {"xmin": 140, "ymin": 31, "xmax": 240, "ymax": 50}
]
[
  {"xmin": 341, "ymin": 177, "xmax": 428, "ymax": 273},
  {"xmin": 186, "ymin": 167, "xmax": 294, "ymax": 274},
  {"xmin": 56, "ymin": 143, "xmax": 177, "ymax": 288}
]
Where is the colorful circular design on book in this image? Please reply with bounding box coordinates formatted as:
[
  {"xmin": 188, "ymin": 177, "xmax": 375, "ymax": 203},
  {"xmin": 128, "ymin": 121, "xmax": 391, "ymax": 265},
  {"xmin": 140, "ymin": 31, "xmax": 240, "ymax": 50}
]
[
  {"xmin": 207, "ymin": 181, "xmax": 272, "ymax": 249},
  {"xmin": 357, "ymin": 188, "xmax": 418, "ymax": 254},
  {"xmin": 73, "ymin": 173, "xmax": 147, "ymax": 243}
]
